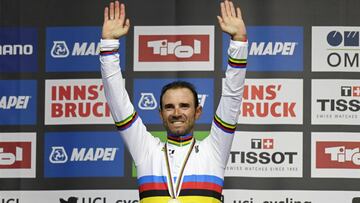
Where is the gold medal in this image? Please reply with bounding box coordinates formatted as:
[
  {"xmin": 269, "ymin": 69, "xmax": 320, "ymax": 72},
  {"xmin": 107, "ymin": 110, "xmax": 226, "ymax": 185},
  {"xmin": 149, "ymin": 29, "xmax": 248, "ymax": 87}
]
[{"xmin": 168, "ymin": 198, "xmax": 181, "ymax": 203}]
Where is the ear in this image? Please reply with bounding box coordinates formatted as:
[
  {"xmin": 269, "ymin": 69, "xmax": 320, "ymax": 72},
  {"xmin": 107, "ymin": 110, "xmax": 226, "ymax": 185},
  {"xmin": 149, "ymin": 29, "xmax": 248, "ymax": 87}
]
[
  {"xmin": 195, "ymin": 105, "xmax": 203, "ymax": 120},
  {"xmin": 158, "ymin": 107, "xmax": 164, "ymax": 120}
]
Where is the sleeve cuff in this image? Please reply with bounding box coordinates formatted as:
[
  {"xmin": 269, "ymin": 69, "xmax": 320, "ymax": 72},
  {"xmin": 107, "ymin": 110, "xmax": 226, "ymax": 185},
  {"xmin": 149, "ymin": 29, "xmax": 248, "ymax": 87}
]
[{"xmin": 100, "ymin": 39, "xmax": 120, "ymax": 52}]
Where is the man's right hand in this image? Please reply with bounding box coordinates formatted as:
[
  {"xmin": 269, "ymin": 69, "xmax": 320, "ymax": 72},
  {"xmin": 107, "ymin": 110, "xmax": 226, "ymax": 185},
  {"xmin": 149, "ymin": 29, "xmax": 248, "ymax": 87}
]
[{"xmin": 102, "ymin": 1, "xmax": 130, "ymax": 40}]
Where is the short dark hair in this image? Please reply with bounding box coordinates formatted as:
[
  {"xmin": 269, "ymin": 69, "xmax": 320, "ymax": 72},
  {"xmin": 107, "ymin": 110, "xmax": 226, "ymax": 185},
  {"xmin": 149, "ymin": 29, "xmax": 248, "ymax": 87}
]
[{"xmin": 159, "ymin": 81, "xmax": 199, "ymax": 110}]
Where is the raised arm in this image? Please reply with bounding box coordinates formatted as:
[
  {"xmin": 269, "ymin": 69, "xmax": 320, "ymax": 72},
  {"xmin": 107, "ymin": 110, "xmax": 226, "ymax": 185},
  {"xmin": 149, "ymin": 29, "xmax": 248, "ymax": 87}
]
[
  {"xmin": 205, "ymin": 0, "xmax": 248, "ymax": 167},
  {"xmin": 100, "ymin": 1, "xmax": 159, "ymax": 166}
]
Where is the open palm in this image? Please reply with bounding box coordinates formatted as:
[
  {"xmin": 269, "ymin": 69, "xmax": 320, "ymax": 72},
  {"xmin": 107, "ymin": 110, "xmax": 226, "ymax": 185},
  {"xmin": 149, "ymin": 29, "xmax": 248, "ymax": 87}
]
[
  {"xmin": 102, "ymin": 1, "xmax": 130, "ymax": 40},
  {"xmin": 217, "ymin": 0, "xmax": 246, "ymax": 41}
]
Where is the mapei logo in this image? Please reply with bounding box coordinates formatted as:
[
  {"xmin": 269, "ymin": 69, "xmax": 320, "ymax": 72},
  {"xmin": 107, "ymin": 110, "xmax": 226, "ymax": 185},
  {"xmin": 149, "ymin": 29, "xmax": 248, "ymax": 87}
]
[
  {"xmin": 249, "ymin": 42, "xmax": 297, "ymax": 56},
  {"xmin": 0, "ymin": 96, "xmax": 31, "ymax": 109},
  {"xmin": 50, "ymin": 41, "xmax": 99, "ymax": 58},
  {"xmin": 49, "ymin": 146, "xmax": 118, "ymax": 163},
  {"xmin": 134, "ymin": 26, "xmax": 214, "ymax": 71},
  {"xmin": 138, "ymin": 92, "xmax": 208, "ymax": 110},
  {"xmin": 316, "ymin": 141, "xmax": 360, "ymax": 169},
  {"xmin": 46, "ymin": 27, "xmax": 125, "ymax": 72},
  {"xmin": 0, "ymin": 80, "xmax": 37, "ymax": 125},
  {"xmin": 44, "ymin": 132, "xmax": 124, "ymax": 177},
  {"xmin": 134, "ymin": 78, "xmax": 214, "ymax": 124},
  {"xmin": 222, "ymin": 26, "xmax": 303, "ymax": 71}
]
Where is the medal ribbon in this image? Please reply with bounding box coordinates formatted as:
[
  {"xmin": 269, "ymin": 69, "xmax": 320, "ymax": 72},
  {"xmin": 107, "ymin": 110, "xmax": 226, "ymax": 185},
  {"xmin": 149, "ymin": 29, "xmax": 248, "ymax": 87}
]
[{"xmin": 164, "ymin": 139, "xmax": 195, "ymax": 200}]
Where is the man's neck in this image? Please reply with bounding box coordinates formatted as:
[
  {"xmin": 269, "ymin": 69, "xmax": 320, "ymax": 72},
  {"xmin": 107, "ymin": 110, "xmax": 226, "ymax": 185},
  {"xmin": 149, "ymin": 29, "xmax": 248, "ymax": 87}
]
[{"xmin": 167, "ymin": 133, "xmax": 193, "ymax": 147}]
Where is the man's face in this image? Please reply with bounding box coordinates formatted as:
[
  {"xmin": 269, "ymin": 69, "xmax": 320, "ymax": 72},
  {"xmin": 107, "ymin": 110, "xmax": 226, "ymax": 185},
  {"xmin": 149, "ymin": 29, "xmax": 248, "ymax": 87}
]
[{"xmin": 160, "ymin": 88, "xmax": 202, "ymax": 136}]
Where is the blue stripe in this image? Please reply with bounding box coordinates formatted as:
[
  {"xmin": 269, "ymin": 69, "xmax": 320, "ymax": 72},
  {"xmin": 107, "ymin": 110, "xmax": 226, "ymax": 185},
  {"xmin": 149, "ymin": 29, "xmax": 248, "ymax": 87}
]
[
  {"xmin": 117, "ymin": 115, "xmax": 139, "ymax": 131},
  {"xmin": 138, "ymin": 175, "xmax": 224, "ymax": 186},
  {"xmin": 137, "ymin": 175, "xmax": 167, "ymax": 185},
  {"xmin": 182, "ymin": 175, "xmax": 224, "ymax": 186}
]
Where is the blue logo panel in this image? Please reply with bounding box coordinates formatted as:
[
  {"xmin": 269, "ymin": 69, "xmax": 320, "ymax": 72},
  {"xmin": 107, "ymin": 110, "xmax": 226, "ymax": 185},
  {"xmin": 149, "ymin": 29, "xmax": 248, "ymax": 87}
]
[
  {"xmin": 0, "ymin": 28, "xmax": 38, "ymax": 72},
  {"xmin": 46, "ymin": 26, "xmax": 125, "ymax": 72},
  {"xmin": 134, "ymin": 78, "xmax": 214, "ymax": 124},
  {"xmin": 223, "ymin": 26, "xmax": 303, "ymax": 71},
  {"xmin": 0, "ymin": 80, "xmax": 37, "ymax": 125},
  {"xmin": 44, "ymin": 131, "xmax": 124, "ymax": 177}
]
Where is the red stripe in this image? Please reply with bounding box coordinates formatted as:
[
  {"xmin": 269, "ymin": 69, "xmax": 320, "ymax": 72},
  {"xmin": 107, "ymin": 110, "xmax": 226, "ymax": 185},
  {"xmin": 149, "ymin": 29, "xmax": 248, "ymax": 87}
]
[
  {"xmin": 139, "ymin": 183, "xmax": 168, "ymax": 193},
  {"xmin": 181, "ymin": 182, "xmax": 223, "ymax": 193}
]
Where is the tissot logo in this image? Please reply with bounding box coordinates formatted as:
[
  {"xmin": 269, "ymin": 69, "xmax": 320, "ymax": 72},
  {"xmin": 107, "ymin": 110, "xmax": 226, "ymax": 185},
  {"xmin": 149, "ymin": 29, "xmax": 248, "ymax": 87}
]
[
  {"xmin": 312, "ymin": 27, "xmax": 360, "ymax": 72},
  {"xmin": 134, "ymin": 26, "xmax": 214, "ymax": 71},
  {"xmin": 312, "ymin": 80, "xmax": 360, "ymax": 125},
  {"xmin": 225, "ymin": 131, "xmax": 302, "ymax": 177}
]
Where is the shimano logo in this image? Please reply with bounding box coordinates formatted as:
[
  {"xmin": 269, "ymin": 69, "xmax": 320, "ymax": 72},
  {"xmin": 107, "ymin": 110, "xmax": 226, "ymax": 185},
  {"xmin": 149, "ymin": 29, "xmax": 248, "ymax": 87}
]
[
  {"xmin": 249, "ymin": 42, "xmax": 297, "ymax": 56},
  {"xmin": 51, "ymin": 41, "xmax": 100, "ymax": 58},
  {"xmin": 0, "ymin": 44, "xmax": 33, "ymax": 56},
  {"xmin": 0, "ymin": 96, "xmax": 31, "ymax": 109}
]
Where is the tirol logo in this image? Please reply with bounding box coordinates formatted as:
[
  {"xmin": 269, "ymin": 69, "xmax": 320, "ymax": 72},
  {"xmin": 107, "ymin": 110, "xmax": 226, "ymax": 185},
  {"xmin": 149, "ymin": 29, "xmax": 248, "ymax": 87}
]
[
  {"xmin": 316, "ymin": 142, "xmax": 360, "ymax": 169},
  {"xmin": 44, "ymin": 79, "xmax": 119, "ymax": 125},
  {"xmin": 139, "ymin": 35, "xmax": 207, "ymax": 61},
  {"xmin": 0, "ymin": 133, "xmax": 36, "ymax": 178},
  {"xmin": 134, "ymin": 26, "xmax": 214, "ymax": 71},
  {"xmin": 0, "ymin": 80, "xmax": 37, "ymax": 125},
  {"xmin": 0, "ymin": 142, "xmax": 31, "ymax": 168},
  {"xmin": 46, "ymin": 26, "xmax": 125, "ymax": 72},
  {"xmin": 44, "ymin": 132, "xmax": 124, "ymax": 177},
  {"xmin": 312, "ymin": 80, "xmax": 360, "ymax": 125},
  {"xmin": 0, "ymin": 28, "xmax": 38, "ymax": 72},
  {"xmin": 312, "ymin": 27, "xmax": 360, "ymax": 72},
  {"xmin": 222, "ymin": 26, "xmax": 303, "ymax": 71},
  {"xmin": 234, "ymin": 79, "xmax": 303, "ymax": 124},
  {"xmin": 311, "ymin": 132, "xmax": 360, "ymax": 178},
  {"xmin": 225, "ymin": 131, "xmax": 302, "ymax": 177},
  {"xmin": 134, "ymin": 78, "xmax": 213, "ymax": 124}
]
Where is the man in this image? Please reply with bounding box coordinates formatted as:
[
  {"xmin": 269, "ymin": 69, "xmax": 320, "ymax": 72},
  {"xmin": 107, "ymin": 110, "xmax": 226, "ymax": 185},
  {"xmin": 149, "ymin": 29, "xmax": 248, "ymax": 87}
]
[{"xmin": 100, "ymin": 0, "xmax": 247, "ymax": 202}]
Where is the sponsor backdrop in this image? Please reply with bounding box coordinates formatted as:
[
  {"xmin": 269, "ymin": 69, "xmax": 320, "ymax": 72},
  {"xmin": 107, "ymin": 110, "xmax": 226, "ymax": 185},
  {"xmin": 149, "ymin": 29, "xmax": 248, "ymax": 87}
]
[{"xmin": 1, "ymin": 0, "xmax": 360, "ymax": 201}]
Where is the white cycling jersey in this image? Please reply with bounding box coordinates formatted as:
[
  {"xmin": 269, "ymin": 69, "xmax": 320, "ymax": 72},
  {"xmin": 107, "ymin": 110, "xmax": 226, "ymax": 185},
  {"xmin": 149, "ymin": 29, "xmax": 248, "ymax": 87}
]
[{"xmin": 100, "ymin": 39, "xmax": 247, "ymax": 203}]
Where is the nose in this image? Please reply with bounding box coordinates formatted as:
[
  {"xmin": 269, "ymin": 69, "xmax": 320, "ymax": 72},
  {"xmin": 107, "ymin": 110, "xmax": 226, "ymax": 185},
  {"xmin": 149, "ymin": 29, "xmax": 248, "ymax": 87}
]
[{"xmin": 173, "ymin": 107, "xmax": 181, "ymax": 116}]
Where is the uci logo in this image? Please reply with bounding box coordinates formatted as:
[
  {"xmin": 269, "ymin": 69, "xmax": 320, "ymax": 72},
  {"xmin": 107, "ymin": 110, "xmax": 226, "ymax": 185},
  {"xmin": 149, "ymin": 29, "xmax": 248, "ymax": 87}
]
[
  {"xmin": 51, "ymin": 41, "xmax": 70, "ymax": 58},
  {"xmin": 138, "ymin": 93, "xmax": 157, "ymax": 110}
]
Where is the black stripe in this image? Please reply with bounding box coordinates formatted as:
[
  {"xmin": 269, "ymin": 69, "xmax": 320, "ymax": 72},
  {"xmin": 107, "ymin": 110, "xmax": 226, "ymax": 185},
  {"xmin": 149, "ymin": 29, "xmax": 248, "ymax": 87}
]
[{"xmin": 139, "ymin": 189, "xmax": 221, "ymax": 200}]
